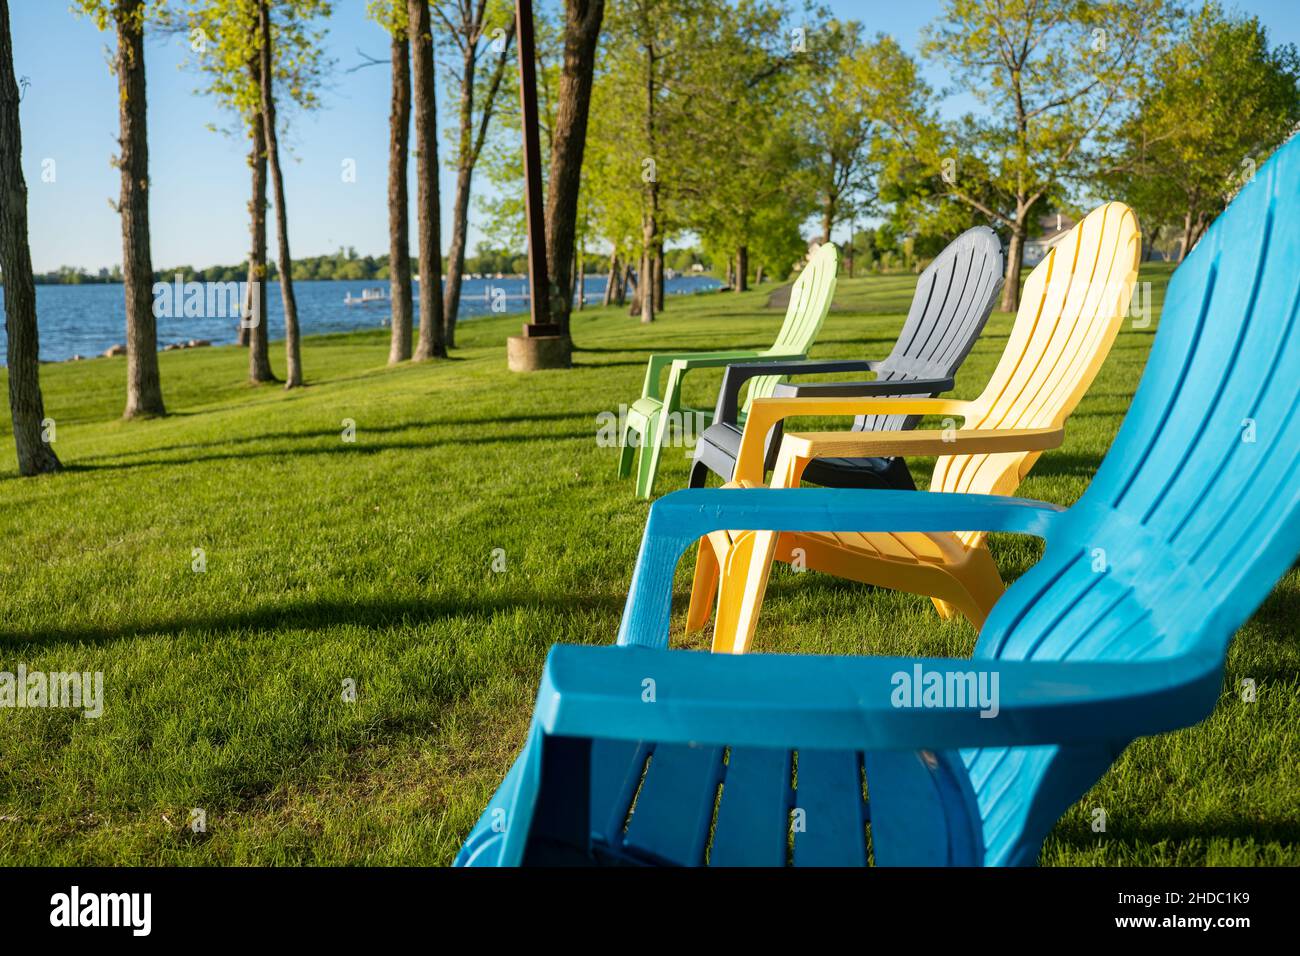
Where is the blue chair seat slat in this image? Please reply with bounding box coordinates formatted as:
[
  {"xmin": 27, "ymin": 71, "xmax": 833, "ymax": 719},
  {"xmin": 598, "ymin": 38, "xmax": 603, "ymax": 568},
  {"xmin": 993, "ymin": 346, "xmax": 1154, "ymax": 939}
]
[
  {"xmin": 709, "ymin": 746, "xmax": 793, "ymax": 867},
  {"xmin": 622, "ymin": 743, "xmax": 724, "ymax": 865},
  {"xmin": 791, "ymin": 749, "xmax": 867, "ymax": 866},
  {"xmin": 588, "ymin": 739, "xmax": 651, "ymax": 851}
]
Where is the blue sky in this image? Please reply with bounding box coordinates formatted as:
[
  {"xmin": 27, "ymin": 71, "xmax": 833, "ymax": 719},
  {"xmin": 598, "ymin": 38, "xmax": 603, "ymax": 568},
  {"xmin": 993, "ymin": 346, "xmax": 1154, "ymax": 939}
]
[{"xmin": 11, "ymin": 0, "xmax": 1300, "ymax": 273}]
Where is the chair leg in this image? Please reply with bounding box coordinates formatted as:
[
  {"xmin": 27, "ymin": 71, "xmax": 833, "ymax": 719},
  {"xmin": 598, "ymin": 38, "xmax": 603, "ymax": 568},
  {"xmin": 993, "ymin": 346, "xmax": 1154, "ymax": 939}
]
[
  {"xmin": 931, "ymin": 597, "xmax": 961, "ymax": 621},
  {"xmin": 636, "ymin": 409, "xmax": 670, "ymax": 500},
  {"xmin": 687, "ymin": 458, "xmax": 711, "ymax": 489},
  {"xmin": 711, "ymin": 529, "xmax": 779, "ymax": 654},
  {"xmin": 932, "ymin": 544, "xmax": 1005, "ymax": 631},
  {"xmin": 617, "ymin": 421, "xmax": 639, "ymax": 479},
  {"xmin": 686, "ymin": 533, "xmax": 724, "ymax": 632}
]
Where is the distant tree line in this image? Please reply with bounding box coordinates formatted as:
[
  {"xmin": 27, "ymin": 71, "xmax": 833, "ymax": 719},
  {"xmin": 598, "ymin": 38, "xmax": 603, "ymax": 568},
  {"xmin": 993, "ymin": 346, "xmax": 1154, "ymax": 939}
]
[{"xmin": 26, "ymin": 244, "xmax": 711, "ymax": 284}]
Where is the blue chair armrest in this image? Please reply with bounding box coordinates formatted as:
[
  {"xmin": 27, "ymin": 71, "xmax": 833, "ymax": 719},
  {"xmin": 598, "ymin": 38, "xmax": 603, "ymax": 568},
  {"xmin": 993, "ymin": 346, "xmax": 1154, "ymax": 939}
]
[{"xmin": 538, "ymin": 644, "xmax": 1223, "ymax": 751}]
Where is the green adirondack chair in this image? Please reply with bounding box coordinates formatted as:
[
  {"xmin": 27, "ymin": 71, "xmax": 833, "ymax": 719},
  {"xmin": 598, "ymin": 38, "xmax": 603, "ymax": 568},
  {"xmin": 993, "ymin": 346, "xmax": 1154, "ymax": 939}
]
[{"xmin": 617, "ymin": 243, "xmax": 838, "ymax": 499}]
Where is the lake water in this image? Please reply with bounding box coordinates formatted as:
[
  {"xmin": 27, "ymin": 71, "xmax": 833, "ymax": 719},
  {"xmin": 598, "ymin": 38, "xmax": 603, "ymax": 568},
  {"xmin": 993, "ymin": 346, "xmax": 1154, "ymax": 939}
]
[{"xmin": 3, "ymin": 274, "xmax": 722, "ymax": 364}]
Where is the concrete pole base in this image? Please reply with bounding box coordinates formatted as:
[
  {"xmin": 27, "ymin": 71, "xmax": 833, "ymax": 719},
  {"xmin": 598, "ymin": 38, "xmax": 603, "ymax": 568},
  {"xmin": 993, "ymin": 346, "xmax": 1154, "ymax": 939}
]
[{"xmin": 507, "ymin": 324, "xmax": 572, "ymax": 371}]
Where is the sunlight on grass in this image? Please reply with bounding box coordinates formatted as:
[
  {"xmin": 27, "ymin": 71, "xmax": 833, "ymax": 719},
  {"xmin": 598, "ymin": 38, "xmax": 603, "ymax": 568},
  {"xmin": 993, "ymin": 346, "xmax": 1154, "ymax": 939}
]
[{"xmin": 1, "ymin": 264, "xmax": 1295, "ymax": 865}]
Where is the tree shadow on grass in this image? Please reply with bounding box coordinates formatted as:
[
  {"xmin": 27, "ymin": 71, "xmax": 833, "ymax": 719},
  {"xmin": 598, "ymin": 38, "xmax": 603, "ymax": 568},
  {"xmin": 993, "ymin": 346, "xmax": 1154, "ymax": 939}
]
[
  {"xmin": 63, "ymin": 426, "xmax": 599, "ymax": 472},
  {"xmin": 0, "ymin": 591, "xmax": 628, "ymax": 650},
  {"xmin": 58, "ymin": 431, "xmax": 592, "ymax": 473},
  {"xmin": 571, "ymin": 359, "xmax": 654, "ymax": 370},
  {"xmin": 86, "ymin": 410, "xmax": 591, "ymax": 461}
]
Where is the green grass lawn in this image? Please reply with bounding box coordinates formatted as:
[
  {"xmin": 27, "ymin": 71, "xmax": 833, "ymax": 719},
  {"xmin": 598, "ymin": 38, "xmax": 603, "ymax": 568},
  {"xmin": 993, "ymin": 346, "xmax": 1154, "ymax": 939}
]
[{"xmin": 1, "ymin": 264, "xmax": 1296, "ymax": 865}]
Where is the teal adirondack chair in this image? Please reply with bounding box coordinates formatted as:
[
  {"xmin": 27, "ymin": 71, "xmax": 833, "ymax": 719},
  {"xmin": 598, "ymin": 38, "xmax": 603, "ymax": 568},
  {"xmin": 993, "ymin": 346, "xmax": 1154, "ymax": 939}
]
[
  {"xmin": 458, "ymin": 135, "xmax": 1300, "ymax": 867},
  {"xmin": 618, "ymin": 243, "xmax": 838, "ymax": 499}
]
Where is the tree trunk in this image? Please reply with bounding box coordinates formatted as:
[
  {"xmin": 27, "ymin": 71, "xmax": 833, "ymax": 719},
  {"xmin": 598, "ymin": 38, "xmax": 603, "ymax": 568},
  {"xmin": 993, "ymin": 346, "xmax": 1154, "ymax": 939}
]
[
  {"xmin": 238, "ymin": 280, "xmax": 251, "ymax": 346},
  {"xmin": 1191, "ymin": 213, "xmax": 1208, "ymax": 255},
  {"xmin": 653, "ymin": 244, "xmax": 663, "ymax": 311},
  {"xmin": 409, "ymin": 0, "xmax": 445, "ymax": 360},
  {"xmin": 639, "ymin": 244, "xmax": 654, "ymax": 324},
  {"xmin": 246, "ymin": 55, "xmax": 275, "ymax": 383},
  {"xmin": 544, "ymin": 0, "xmax": 605, "ymax": 343},
  {"xmin": 735, "ymin": 246, "xmax": 749, "ymax": 292},
  {"xmin": 568, "ymin": 243, "xmax": 577, "ymax": 305},
  {"xmin": 638, "ymin": 32, "xmax": 656, "ymax": 326},
  {"xmin": 821, "ymin": 204, "xmax": 834, "ymax": 245},
  {"xmin": 618, "ymin": 262, "xmax": 631, "ymax": 306},
  {"xmin": 1175, "ymin": 208, "xmax": 1190, "ymax": 261},
  {"xmin": 116, "ymin": 0, "xmax": 164, "ymax": 419},
  {"xmin": 0, "ymin": 2, "xmax": 60, "ymax": 475},
  {"xmin": 628, "ymin": 266, "xmax": 642, "ymax": 316},
  {"xmin": 442, "ymin": 41, "xmax": 476, "ymax": 351},
  {"xmin": 755, "ymin": 264, "xmax": 764, "ymax": 286},
  {"xmin": 1000, "ymin": 225, "xmax": 1025, "ymax": 313},
  {"xmin": 575, "ymin": 244, "xmax": 585, "ymax": 311},
  {"xmin": 258, "ymin": 0, "xmax": 302, "ymax": 389},
  {"xmin": 602, "ymin": 251, "xmax": 617, "ymax": 307},
  {"xmin": 443, "ymin": 15, "xmax": 512, "ymax": 349},
  {"xmin": 387, "ymin": 34, "xmax": 413, "ymax": 364}
]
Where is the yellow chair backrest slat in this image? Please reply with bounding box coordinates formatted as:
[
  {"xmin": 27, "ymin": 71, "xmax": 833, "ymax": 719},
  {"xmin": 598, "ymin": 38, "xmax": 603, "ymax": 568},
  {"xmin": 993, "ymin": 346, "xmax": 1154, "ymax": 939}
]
[{"xmin": 931, "ymin": 202, "xmax": 1141, "ymax": 544}]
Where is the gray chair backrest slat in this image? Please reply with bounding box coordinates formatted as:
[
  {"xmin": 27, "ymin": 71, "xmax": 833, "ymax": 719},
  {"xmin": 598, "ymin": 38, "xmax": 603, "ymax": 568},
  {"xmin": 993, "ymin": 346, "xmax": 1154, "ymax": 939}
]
[{"xmin": 854, "ymin": 227, "xmax": 1004, "ymax": 435}]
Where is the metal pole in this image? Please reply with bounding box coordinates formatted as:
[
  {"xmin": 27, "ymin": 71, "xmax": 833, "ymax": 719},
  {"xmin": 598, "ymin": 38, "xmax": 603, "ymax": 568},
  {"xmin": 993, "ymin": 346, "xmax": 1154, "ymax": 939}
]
[{"xmin": 514, "ymin": 0, "xmax": 554, "ymax": 332}]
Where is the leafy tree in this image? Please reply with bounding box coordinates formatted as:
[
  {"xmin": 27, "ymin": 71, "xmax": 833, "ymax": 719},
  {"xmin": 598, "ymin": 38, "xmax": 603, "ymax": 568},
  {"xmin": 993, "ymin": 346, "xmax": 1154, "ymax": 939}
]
[
  {"xmin": 797, "ymin": 20, "xmax": 878, "ymax": 245},
  {"xmin": 435, "ymin": 0, "xmax": 516, "ymax": 347},
  {"xmin": 597, "ymin": 0, "xmax": 706, "ymax": 322},
  {"xmin": 914, "ymin": 0, "xmax": 1172, "ymax": 310},
  {"xmin": 257, "ymin": 0, "xmax": 331, "ymax": 388},
  {"xmin": 186, "ymin": 0, "xmax": 330, "ymax": 382},
  {"xmin": 365, "ymin": 0, "xmax": 414, "ymax": 363},
  {"xmin": 409, "ymin": 0, "xmax": 446, "ymax": 360},
  {"xmin": 75, "ymin": 0, "xmax": 167, "ymax": 417},
  {"xmin": 1097, "ymin": 2, "xmax": 1300, "ymax": 260},
  {"xmin": 672, "ymin": 0, "xmax": 811, "ymax": 293}
]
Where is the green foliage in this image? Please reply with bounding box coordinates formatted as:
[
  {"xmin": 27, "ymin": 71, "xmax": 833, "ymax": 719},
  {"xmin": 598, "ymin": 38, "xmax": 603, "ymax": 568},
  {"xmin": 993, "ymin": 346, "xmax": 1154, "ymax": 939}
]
[
  {"xmin": 793, "ymin": 19, "xmax": 879, "ymax": 238},
  {"xmin": 465, "ymin": 245, "xmax": 524, "ymax": 275},
  {"xmin": 659, "ymin": 0, "xmax": 816, "ymax": 272},
  {"xmin": 364, "ymin": 0, "xmax": 406, "ymax": 38},
  {"xmin": 1095, "ymin": 2, "xmax": 1300, "ymax": 253},
  {"xmin": 184, "ymin": 0, "xmax": 334, "ymax": 132},
  {"xmin": 872, "ymin": 0, "xmax": 1175, "ymax": 248},
  {"xmin": 72, "ymin": 0, "xmax": 168, "ymax": 33}
]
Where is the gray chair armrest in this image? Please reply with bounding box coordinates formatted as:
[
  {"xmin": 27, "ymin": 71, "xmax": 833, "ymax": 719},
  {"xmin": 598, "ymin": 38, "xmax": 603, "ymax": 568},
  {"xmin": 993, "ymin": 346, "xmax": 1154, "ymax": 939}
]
[
  {"xmin": 762, "ymin": 376, "xmax": 956, "ymax": 471},
  {"xmin": 771, "ymin": 376, "xmax": 955, "ymax": 399},
  {"xmin": 713, "ymin": 359, "xmax": 881, "ymax": 427}
]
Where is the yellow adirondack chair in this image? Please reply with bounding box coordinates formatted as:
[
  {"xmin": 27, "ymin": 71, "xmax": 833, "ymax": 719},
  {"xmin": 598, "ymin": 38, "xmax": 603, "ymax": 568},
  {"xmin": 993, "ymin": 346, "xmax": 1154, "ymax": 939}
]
[{"xmin": 689, "ymin": 202, "xmax": 1142, "ymax": 653}]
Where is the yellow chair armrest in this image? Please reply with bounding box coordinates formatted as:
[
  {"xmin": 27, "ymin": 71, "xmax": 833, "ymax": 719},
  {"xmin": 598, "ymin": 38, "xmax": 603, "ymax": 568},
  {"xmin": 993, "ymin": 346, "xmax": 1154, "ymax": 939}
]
[
  {"xmin": 780, "ymin": 426, "xmax": 1064, "ymax": 464},
  {"xmin": 733, "ymin": 396, "xmax": 974, "ymax": 484}
]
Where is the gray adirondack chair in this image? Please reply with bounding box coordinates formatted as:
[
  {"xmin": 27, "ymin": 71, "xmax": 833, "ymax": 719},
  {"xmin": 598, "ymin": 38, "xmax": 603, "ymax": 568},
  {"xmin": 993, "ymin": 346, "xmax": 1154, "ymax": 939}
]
[{"xmin": 688, "ymin": 226, "xmax": 1004, "ymax": 490}]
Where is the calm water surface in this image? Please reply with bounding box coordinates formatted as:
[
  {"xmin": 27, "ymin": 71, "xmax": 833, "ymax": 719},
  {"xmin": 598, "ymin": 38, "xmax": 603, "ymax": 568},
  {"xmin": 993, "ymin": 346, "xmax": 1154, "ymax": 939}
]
[{"xmin": 1, "ymin": 274, "xmax": 722, "ymax": 364}]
